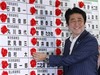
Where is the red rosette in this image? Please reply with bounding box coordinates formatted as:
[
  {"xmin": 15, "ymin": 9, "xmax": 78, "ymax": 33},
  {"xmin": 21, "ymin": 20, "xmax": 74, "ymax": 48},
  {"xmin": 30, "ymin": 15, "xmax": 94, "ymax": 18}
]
[
  {"xmin": 31, "ymin": 38, "xmax": 37, "ymax": 45},
  {"xmin": 30, "ymin": 71, "xmax": 36, "ymax": 75},
  {"xmin": 55, "ymin": 0, "xmax": 61, "ymax": 7},
  {"xmin": 55, "ymin": 28, "xmax": 62, "ymax": 35},
  {"xmin": 29, "ymin": 0, "xmax": 35, "ymax": 4},
  {"xmin": 30, "ymin": 18, "xmax": 36, "ymax": 26},
  {"xmin": 30, "ymin": 7, "xmax": 37, "ymax": 15},
  {"xmin": 0, "ymin": 13, "xmax": 7, "ymax": 22},
  {"xmin": 30, "ymin": 59, "xmax": 36, "ymax": 68},
  {"xmin": 1, "ymin": 25, "xmax": 8, "ymax": 34},
  {"xmin": 1, "ymin": 48, "xmax": 8, "ymax": 57},
  {"xmin": 30, "ymin": 27, "xmax": 36, "ymax": 36},
  {"xmin": 55, "ymin": 48, "xmax": 61, "ymax": 55},
  {"xmin": 0, "ymin": 1, "xmax": 7, "ymax": 10},
  {"xmin": 55, "ymin": 18, "xmax": 62, "ymax": 26},
  {"xmin": 1, "ymin": 60, "xmax": 8, "ymax": 69},
  {"xmin": 30, "ymin": 48, "xmax": 36, "ymax": 56},
  {"xmin": 2, "ymin": 71, "xmax": 8, "ymax": 75},
  {"xmin": 78, "ymin": 1, "xmax": 84, "ymax": 8},
  {"xmin": 55, "ymin": 8, "xmax": 61, "ymax": 16},
  {"xmin": 57, "ymin": 69, "xmax": 63, "ymax": 75},
  {"xmin": 56, "ymin": 39, "xmax": 61, "ymax": 46}
]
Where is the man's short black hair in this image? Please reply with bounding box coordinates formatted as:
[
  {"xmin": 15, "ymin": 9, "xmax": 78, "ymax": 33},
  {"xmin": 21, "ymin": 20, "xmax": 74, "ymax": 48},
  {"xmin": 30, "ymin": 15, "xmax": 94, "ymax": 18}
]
[{"xmin": 65, "ymin": 7, "xmax": 86, "ymax": 25}]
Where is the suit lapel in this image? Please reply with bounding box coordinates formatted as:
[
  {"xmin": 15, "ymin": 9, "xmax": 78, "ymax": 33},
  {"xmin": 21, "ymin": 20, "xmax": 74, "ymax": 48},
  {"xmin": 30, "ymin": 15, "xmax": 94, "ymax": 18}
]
[
  {"xmin": 72, "ymin": 30, "xmax": 89, "ymax": 53},
  {"xmin": 63, "ymin": 38, "xmax": 71, "ymax": 55}
]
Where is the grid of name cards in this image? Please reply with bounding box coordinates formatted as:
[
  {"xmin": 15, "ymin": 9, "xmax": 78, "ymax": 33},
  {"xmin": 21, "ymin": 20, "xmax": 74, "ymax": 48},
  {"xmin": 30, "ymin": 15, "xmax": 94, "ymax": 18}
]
[{"xmin": 0, "ymin": 0, "xmax": 100, "ymax": 75}]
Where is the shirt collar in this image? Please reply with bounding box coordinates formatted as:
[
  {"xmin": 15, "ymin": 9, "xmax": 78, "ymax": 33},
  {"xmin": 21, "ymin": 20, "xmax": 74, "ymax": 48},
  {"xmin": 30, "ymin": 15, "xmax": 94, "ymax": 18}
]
[
  {"xmin": 69, "ymin": 30, "xmax": 84, "ymax": 42},
  {"xmin": 69, "ymin": 34, "xmax": 80, "ymax": 42}
]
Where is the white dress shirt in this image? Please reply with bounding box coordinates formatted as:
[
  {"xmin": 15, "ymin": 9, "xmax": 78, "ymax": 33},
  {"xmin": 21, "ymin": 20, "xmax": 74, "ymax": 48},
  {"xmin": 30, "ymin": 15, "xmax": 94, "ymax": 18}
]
[{"xmin": 69, "ymin": 35, "xmax": 80, "ymax": 55}]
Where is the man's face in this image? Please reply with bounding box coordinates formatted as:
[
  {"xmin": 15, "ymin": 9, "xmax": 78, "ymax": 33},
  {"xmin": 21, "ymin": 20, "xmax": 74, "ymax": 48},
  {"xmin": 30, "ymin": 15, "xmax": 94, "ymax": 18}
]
[{"xmin": 68, "ymin": 13, "xmax": 85, "ymax": 37}]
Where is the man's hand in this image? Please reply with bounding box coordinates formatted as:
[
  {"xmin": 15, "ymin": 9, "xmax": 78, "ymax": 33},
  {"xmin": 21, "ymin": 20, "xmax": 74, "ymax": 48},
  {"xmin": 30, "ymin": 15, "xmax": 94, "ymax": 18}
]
[{"xmin": 32, "ymin": 52, "xmax": 47, "ymax": 62}]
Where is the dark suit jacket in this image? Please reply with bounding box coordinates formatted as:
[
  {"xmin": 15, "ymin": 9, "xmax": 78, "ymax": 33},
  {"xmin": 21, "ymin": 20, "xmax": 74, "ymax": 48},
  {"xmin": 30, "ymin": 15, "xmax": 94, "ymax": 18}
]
[
  {"xmin": 98, "ymin": 67, "xmax": 100, "ymax": 75},
  {"xmin": 49, "ymin": 30, "xmax": 99, "ymax": 75}
]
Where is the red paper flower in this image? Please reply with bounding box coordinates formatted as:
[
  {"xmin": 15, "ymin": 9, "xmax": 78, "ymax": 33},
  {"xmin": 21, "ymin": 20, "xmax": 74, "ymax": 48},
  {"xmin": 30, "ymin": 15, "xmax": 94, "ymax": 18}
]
[
  {"xmin": 57, "ymin": 69, "xmax": 63, "ymax": 75},
  {"xmin": 31, "ymin": 38, "xmax": 37, "ymax": 45},
  {"xmin": 30, "ymin": 71, "xmax": 36, "ymax": 75},
  {"xmin": 1, "ymin": 25, "xmax": 8, "ymax": 34},
  {"xmin": 55, "ymin": 18, "xmax": 62, "ymax": 26},
  {"xmin": 2, "ymin": 71, "xmax": 8, "ymax": 75},
  {"xmin": 55, "ymin": 48, "xmax": 61, "ymax": 55},
  {"xmin": 56, "ymin": 39, "xmax": 61, "ymax": 46},
  {"xmin": 30, "ymin": 27, "xmax": 36, "ymax": 36},
  {"xmin": 30, "ymin": 59, "xmax": 36, "ymax": 68},
  {"xmin": 55, "ymin": 8, "xmax": 61, "ymax": 16},
  {"xmin": 30, "ymin": 7, "xmax": 37, "ymax": 15},
  {"xmin": 0, "ymin": 13, "xmax": 7, "ymax": 22},
  {"xmin": 78, "ymin": 1, "xmax": 84, "ymax": 8},
  {"xmin": 0, "ymin": 1, "xmax": 7, "ymax": 10},
  {"xmin": 1, "ymin": 48, "xmax": 8, "ymax": 57},
  {"xmin": 30, "ymin": 48, "xmax": 36, "ymax": 56},
  {"xmin": 30, "ymin": 18, "xmax": 36, "ymax": 26},
  {"xmin": 55, "ymin": 0, "xmax": 61, "ymax": 7},
  {"xmin": 2, "ymin": 60, "xmax": 8, "ymax": 69},
  {"xmin": 29, "ymin": 0, "xmax": 35, "ymax": 4},
  {"xmin": 55, "ymin": 28, "xmax": 62, "ymax": 35}
]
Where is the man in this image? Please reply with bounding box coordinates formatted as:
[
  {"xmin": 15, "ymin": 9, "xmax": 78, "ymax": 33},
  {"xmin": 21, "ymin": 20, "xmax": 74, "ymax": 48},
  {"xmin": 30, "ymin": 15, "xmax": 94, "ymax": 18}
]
[{"xmin": 33, "ymin": 7, "xmax": 99, "ymax": 75}]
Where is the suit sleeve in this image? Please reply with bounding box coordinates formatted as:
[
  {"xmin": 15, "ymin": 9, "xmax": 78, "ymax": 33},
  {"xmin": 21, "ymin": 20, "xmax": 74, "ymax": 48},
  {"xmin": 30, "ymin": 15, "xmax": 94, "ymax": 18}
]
[{"xmin": 49, "ymin": 37, "xmax": 98, "ymax": 67}]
